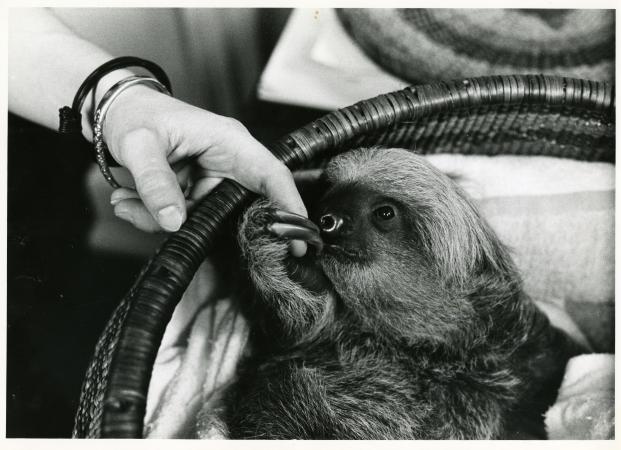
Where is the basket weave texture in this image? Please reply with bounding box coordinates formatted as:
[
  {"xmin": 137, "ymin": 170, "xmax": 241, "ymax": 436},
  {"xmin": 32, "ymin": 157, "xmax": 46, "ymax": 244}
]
[
  {"xmin": 73, "ymin": 74, "xmax": 615, "ymax": 438},
  {"xmin": 337, "ymin": 9, "xmax": 615, "ymax": 83}
]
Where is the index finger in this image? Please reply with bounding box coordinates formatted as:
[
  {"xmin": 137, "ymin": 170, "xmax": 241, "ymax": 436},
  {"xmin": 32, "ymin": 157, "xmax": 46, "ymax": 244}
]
[
  {"xmin": 232, "ymin": 142, "xmax": 307, "ymax": 218},
  {"xmin": 230, "ymin": 142, "xmax": 308, "ymax": 257}
]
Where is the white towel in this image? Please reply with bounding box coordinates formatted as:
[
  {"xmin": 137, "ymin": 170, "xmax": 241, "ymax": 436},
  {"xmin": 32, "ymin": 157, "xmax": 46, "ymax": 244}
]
[{"xmin": 545, "ymin": 354, "xmax": 615, "ymax": 439}]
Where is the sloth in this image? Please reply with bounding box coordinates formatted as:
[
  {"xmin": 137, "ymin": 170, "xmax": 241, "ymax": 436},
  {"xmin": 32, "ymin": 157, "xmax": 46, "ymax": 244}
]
[{"xmin": 219, "ymin": 147, "xmax": 582, "ymax": 440}]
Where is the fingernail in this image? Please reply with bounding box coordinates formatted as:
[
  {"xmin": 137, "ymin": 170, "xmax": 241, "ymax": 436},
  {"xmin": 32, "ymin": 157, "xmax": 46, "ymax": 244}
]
[
  {"xmin": 115, "ymin": 209, "xmax": 133, "ymax": 225},
  {"xmin": 110, "ymin": 198, "xmax": 121, "ymax": 205},
  {"xmin": 157, "ymin": 205, "xmax": 183, "ymax": 232},
  {"xmin": 289, "ymin": 240, "xmax": 308, "ymax": 258}
]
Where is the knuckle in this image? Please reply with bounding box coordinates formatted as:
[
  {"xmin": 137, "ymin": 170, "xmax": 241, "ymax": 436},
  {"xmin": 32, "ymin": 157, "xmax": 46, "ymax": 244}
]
[
  {"xmin": 272, "ymin": 162, "xmax": 291, "ymax": 179},
  {"xmin": 222, "ymin": 117, "xmax": 247, "ymax": 134}
]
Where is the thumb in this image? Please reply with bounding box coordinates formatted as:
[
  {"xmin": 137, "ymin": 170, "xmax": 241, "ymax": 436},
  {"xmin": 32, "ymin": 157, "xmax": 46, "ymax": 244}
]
[{"xmin": 118, "ymin": 129, "xmax": 186, "ymax": 232}]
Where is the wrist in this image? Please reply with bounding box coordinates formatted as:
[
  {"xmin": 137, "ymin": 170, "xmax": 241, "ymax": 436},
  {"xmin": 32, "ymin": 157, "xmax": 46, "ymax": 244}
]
[
  {"xmin": 80, "ymin": 68, "xmax": 136, "ymax": 141},
  {"xmin": 63, "ymin": 57, "xmax": 173, "ymax": 189}
]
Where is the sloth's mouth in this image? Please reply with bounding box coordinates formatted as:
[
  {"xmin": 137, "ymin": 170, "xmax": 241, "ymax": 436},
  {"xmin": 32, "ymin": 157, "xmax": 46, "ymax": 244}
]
[{"xmin": 322, "ymin": 244, "xmax": 363, "ymax": 260}]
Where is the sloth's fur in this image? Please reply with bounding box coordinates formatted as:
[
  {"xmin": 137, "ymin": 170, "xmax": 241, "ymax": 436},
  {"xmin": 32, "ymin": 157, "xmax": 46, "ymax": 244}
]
[{"xmin": 221, "ymin": 148, "xmax": 581, "ymax": 439}]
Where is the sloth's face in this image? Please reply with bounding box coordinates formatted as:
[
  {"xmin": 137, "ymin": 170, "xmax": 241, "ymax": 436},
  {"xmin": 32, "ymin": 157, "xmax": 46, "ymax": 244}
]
[
  {"xmin": 261, "ymin": 166, "xmax": 485, "ymax": 342},
  {"xmin": 313, "ymin": 184, "xmax": 416, "ymax": 264},
  {"xmin": 311, "ymin": 182, "xmax": 467, "ymax": 341},
  {"xmin": 261, "ymin": 147, "xmax": 500, "ymax": 341}
]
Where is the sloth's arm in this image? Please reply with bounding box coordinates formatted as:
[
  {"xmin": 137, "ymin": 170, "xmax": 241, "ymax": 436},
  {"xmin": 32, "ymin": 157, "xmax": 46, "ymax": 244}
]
[{"xmin": 238, "ymin": 200, "xmax": 335, "ymax": 339}]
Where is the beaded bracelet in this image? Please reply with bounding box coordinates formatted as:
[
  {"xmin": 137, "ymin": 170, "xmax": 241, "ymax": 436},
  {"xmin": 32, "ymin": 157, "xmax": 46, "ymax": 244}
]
[{"xmin": 93, "ymin": 75, "xmax": 171, "ymax": 188}]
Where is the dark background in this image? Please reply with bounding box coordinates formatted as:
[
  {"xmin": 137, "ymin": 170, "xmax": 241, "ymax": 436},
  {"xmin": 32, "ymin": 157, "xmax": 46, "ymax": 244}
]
[{"xmin": 6, "ymin": 11, "xmax": 325, "ymax": 437}]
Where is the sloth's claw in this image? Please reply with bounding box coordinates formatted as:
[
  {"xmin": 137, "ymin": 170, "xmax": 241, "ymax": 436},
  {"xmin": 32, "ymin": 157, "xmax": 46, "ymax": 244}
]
[
  {"xmin": 265, "ymin": 209, "xmax": 324, "ymax": 253},
  {"xmin": 269, "ymin": 209, "xmax": 321, "ymax": 233}
]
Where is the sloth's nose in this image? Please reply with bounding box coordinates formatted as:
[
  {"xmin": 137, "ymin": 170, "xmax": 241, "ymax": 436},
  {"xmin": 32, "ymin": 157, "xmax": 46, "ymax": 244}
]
[{"xmin": 319, "ymin": 213, "xmax": 347, "ymax": 237}]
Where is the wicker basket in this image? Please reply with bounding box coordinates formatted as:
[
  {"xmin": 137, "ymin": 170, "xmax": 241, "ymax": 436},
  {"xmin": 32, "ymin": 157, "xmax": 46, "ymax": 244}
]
[
  {"xmin": 337, "ymin": 9, "xmax": 615, "ymax": 83},
  {"xmin": 73, "ymin": 74, "xmax": 614, "ymax": 438}
]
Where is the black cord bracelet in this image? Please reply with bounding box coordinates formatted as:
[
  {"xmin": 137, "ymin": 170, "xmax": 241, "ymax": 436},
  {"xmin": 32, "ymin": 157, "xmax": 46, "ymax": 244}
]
[{"xmin": 58, "ymin": 57, "xmax": 173, "ymax": 166}]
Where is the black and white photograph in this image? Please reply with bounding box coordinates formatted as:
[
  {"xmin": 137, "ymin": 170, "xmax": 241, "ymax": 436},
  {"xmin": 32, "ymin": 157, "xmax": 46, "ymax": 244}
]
[{"xmin": 4, "ymin": 2, "xmax": 616, "ymax": 443}]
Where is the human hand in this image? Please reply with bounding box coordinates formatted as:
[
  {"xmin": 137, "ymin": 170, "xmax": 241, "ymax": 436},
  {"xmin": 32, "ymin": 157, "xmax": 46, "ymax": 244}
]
[{"xmin": 103, "ymin": 85, "xmax": 308, "ymax": 256}]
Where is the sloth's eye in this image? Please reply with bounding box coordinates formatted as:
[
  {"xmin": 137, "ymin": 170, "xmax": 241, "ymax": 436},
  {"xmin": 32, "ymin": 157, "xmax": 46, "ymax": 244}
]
[{"xmin": 373, "ymin": 205, "xmax": 395, "ymax": 221}]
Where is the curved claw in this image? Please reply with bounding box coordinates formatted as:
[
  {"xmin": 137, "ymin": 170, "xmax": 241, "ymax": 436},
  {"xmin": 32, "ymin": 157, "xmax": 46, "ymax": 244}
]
[
  {"xmin": 269, "ymin": 209, "xmax": 321, "ymax": 234},
  {"xmin": 265, "ymin": 209, "xmax": 324, "ymax": 253}
]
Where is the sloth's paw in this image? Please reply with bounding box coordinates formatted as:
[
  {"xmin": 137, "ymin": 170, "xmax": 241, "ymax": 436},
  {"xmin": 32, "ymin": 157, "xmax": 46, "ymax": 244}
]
[
  {"xmin": 239, "ymin": 200, "xmax": 323, "ymax": 253},
  {"xmin": 239, "ymin": 200, "xmax": 329, "ymax": 295}
]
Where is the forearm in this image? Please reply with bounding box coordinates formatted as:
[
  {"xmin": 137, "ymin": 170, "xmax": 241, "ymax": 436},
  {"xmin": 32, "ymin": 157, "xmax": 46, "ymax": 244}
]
[{"xmin": 8, "ymin": 8, "xmax": 134, "ymax": 140}]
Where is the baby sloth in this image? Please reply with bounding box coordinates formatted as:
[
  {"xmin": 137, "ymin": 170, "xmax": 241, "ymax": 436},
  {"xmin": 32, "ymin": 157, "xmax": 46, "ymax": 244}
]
[{"xmin": 223, "ymin": 148, "xmax": 580, "ymax": 439}]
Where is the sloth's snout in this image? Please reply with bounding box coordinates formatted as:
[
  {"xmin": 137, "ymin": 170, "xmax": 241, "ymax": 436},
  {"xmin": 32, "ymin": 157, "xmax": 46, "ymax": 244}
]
[
  {"xmin": 319, "ymin": 214, "xmax": 340, "ymax": 233},
  {"xmin": 319, "ymin": 213, "xmax": 350, "ymax": 239}
]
